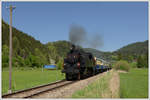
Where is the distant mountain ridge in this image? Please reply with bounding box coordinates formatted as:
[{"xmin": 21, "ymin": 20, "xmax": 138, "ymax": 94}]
[{"xmin": 84, "ymin": 40, "xmax": 148, "ymax": 61}]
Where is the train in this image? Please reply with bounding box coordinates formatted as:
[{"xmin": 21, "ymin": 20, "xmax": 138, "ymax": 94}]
[{"xmin": 61, "ymin": 44, "xmax": 111, "ymax": 80}]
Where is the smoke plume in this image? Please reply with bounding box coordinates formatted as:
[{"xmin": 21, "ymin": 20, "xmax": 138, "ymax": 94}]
[{"xmin": 69, "ymin": 24, "xmax": 103, "ymax": 49}]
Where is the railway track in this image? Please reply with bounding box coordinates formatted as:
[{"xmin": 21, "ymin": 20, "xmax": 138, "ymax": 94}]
[{"xmin": 2, "ymin": 79, "xmax": 76, "ymax": 98}]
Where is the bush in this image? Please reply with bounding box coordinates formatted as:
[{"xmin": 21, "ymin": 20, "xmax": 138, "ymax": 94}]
[
  {"xmin": 2, "ymin": 63, "xmax": 8, "ymax": 68},
  {"xmin": 130, "ymin": 62, "xmax": 137, "ymax": 68},
  {"xmin": 56, "ymin": 58, "xmax": 63, "ymax": 70},
  {"xmin": 137, "ymin": 56, "xmax": 144, "ymax": 68},
  {"xmin": 137, "ymin": 55, "xmax": 148, "ymax": 68},
  {"xmin": 114, "ymin": 60, "xmax": 130, "ymax": 72}
]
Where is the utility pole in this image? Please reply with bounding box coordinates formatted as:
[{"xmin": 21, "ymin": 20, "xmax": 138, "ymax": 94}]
[{"xmin": 7, "ymin": 5, "xmax": 16, "ymax": 93}]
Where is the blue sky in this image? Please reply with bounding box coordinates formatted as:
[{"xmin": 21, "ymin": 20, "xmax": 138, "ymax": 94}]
[{"xmin": 2, "ymin": 2, "xmax": 148, "ymax": 52}]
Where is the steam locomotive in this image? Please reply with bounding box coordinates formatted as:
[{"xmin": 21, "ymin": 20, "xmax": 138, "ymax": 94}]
[{"xmin": 61, "ymin": 44, "xmax": 111, "ymax": 80}]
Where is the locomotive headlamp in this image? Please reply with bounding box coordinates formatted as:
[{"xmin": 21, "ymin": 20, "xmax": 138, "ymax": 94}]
[
  {"xmin": 77, "ymin": 62, "xmax": 80, "ymax": 67},
  {"xmin": 62, "ymin": 62, "xmax": 65, "ymax": 68}
]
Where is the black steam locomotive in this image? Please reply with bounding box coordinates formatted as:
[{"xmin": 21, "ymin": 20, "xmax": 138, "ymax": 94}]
[{"xmin": 61, "ymin": 44, "xmax": 96, "ymax": 80}]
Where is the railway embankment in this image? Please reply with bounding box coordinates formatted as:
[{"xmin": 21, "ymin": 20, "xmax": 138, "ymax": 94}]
[{"xmin": 72, "ymin": 69, "xmax": 120, "ymax": 98}]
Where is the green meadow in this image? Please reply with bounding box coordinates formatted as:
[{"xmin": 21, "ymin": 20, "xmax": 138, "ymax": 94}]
[
  {"xmin": 2, "ymin": 68, "xmax": 65, "ymax": 95},
  {"xmin": 120, "ymin": 68, "xmax": 148, "ymax": 98}
]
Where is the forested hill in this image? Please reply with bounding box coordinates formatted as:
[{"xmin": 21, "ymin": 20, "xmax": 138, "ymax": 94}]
[
  {"xmin": 83, "ymin": 48, "xmax": 112, "ymax": 61},
  {"xmin": 113, "ymin": 40, "xmax": 148, "ymax": 67},
  {"xmin": 2, "ymin": 20, "xmax": 48, "ymax": 57},
  {"xmin": 84, "ymin": 40, "xmax": 148, "ymax": 62},
  {"xmin": 114, "ymin": 40, "xmax": 148, "ymax": 55},
  {"xmin": 2, "ymin": 20, "xmax": 70, "ymax": 68}
]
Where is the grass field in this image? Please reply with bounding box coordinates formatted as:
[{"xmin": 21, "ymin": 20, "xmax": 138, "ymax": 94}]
[
  {"xmin": 120, "ymin": 68, "xmax": 148, "ymax": 98},
  {"xmin": 72, "ymin": 70, "xmax": 115, "ymax": 98},
  {"xmin": 2, "ymin": 68, "xmax": 65, "ymax": 94}
]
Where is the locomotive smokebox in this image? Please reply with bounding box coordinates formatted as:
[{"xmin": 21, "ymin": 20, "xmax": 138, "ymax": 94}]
[
  {"xmin": 71, "ymin": 44, "xmax": 75, "ymax": 49},
  {"xmin": 70, "ymin": 44, "xmax": 75, "ymax": 53}
]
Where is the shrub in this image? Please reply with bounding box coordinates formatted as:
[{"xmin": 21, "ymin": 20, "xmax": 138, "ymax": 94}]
[
  {"xmin": 137, "ymin": 55, "xmax": 148, "ymax": 68},
  {"xmin": 2, "ymin": 63, "xmax": 8, "ymax": 68},
  {"xmin": 114, "ymin": 60, "xmax": 130, "ymax": 72},
  {"xmin": 130, "ymin": 62, "xmax": 137, "ymax": 68},
  {"xmin": 56, "ymin": 58, "xmax": 63, "ymax": 70},
  {"xmin": 137, "ymin": 56, "xmax": 144, "ymax": 68}
]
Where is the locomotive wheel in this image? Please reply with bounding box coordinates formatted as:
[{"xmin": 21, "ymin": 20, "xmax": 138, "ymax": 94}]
[
  {"xmin": 73, "ymin": 74, "xmax": 78, "ymax": 80},
  {"xmin": 92, "ymin": 68, "xmax": 95, "ymax": 76},
  {"xmin": 66, "ymin": 73, "xmax": 72, "ymax": 81},
  {"xmin": 65, "ymin": 73, "xmax": 69, "ymax": 80},
  {"xmin": 77, "ymin": 73, "xmax": 80, "ymax": 80},
  {"xmin": 80, "ymin": 73, "xmax": 84, "ymax": 79}
]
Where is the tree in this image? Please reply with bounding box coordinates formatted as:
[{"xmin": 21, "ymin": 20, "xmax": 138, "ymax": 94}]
[
  {"xmin": 56, "ymin": 57, "xmax": 63, "ymax": 70},
  {"xmin": 117, "ymin": 53, "xmax": 122, "ymax": 60},
  {"xmin": 128, "ymin": 55, "xmax": 133, "ymax": 62},
  {"xmin": 15, "ymin": 55, "xmax": 25, "ymax": 67},
  {"xmin": 34, "ymin": 48, "xmax": 47, "ymax": 67},
  {"xmin": 20, "ymin": 49, "xmax": 26, "ymax": 58},
  {"xmin": 143, "ymin": 53, "xmax": 148, "ymax": 68},
  {"xmin": 111, "ymin": 55, "xmax": 117, "ymax": 60},
  {"xmin": 47, "ymin": 44, "xmax": 57, "ymax": 63},
  {"xmin": 137, "ymin": 56, "xmax": 144, "ymax": 68},
  {"xmin": 29, "ymin": 54, "xmax": 41, "ymax": 68},
  {"xmin": 13, "ymin": 36, "xmax": 20, "ymax": 56},
  {"xmin": 24, "ymin": 56, "xmax": 31, "ymax": 67},
  {"xmin": 2, "ymin": 45, "xmax": 9, "ymax": 68}
]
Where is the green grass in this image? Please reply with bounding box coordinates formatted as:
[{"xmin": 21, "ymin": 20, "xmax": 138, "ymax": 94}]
[
  {"xmin": 72, "ymin": 71, "xmax": 113, "ymax": 98},
  {"xmin": 120, "ymin": 68, "xmax": 148, "ymax": 98},
  {"xmin": 2, "ymin": 68, "xmax": 65, "ymax": 95}
]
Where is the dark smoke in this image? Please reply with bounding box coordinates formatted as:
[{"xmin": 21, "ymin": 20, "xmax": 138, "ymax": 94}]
[
  {"xmin": 69, "ymin": 25, "xmax": 87, "ymax": 46},
  {"xmin": 69, "ymin": 24, "xmax": 103, "ymax": 49},
  {"xmin": 88, "ymin": 33, "xmax": 103, "ymax": 49}
]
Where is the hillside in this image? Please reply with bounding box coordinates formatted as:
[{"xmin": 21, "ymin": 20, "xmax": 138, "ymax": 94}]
[
  {"xmin": 2, "ymin": 20, "xmax": 49, "ymax": 57},
  {"xmin": 2, "ymin": 20, "xmax": 77, "ymax": 69},
  {"xmin": 83, "ymin": 48, "xmax": 112, "ymax": 61},
  {"xmin": 2, "ymin": 20, "xmax": 69, "ymax": 68},
  {"xmin": 46, "ymin": 41, "xmax": 70, "ymax": 58},
  {"xmin": 84, "ymin": 40, "xmax": 148, "ymax": 62},
  {"xmin": 115, "ymin": 40, "xmax": 148, "ymax": 55}
]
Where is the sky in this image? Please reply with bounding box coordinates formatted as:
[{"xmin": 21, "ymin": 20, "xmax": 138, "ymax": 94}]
[{"xmin": 2, "ymin": 2, "xmax": 148, "ymax": 52}]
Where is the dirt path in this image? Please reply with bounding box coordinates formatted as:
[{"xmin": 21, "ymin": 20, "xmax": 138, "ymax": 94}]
[
  {"xmin": 109, "ymin": 71, "xmax": 120, "ymax": 98},
  {"xmin": 101, "ymin": 70, "xmax": 120, "ymax": 98},
  {"xmin": 118, "ymin": 70, "xmax": 128, "ymax": 73}
]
